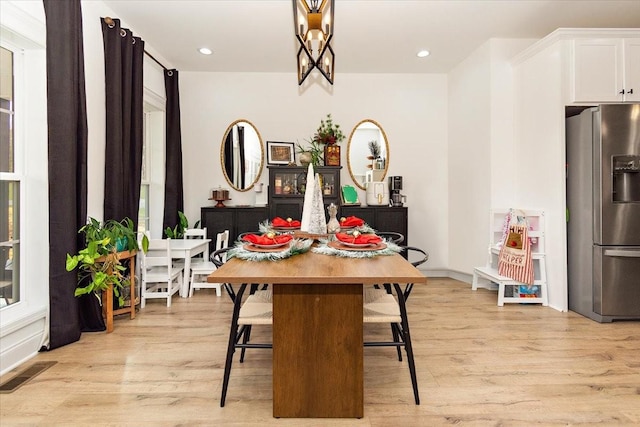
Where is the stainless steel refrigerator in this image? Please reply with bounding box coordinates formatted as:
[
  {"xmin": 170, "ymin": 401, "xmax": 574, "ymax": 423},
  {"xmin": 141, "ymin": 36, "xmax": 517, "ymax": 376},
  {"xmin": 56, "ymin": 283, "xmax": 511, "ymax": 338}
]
[{"xmin": 566, "ymin": 104, "xmax": 640, "ymax": 322}]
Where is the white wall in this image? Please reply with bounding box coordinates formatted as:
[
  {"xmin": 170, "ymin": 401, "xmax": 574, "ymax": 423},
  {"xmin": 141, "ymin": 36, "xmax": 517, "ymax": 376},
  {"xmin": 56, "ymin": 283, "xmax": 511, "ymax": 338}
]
[
  {"xmin": 448, "ymin": 42, "xmax": 492, "ymax": 276},
  {"xmin": 447, "ymin": 38, "xmax": 536, "ymax": 279},
  {"xmin": 81, "ymin": 1, "xmax": 170, "ymax": 222},
  {"xmin": 513, "ymin": 40, "xmax": 568, "ymax": 311},
  {"xmin": 179, "ymin": 72, "xmax": 449, "ymax": 271}
]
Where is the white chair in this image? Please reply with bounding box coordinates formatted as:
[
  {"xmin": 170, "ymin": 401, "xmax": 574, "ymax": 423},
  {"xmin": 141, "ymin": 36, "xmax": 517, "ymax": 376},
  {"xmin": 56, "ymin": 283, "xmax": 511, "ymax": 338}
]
[
  {"xmin": 140, "ymin": 238, "xmax": 183, "ymax": 308},
  {"xmin": 176, "ymin": 227, "xmax": 209, "ymax": 267},
  {"xmin": 188, "ymin": 230, "xmax": 229, "ymax": 297}
]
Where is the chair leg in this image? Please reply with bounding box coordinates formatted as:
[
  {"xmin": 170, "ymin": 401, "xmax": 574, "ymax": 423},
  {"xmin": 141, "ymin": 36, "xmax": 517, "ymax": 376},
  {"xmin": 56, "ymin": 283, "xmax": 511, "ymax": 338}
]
[
  {"xmin": 239, "ymin": 325, "xmax": 252, "ymax": 363},
  {"xmin": 391, "ymin": 323, "xmax": 402, "ymax": 361},
  {"xmin": 220, "ymin": 284, "xmax": 247, "ymax": 407},
  {"xmin": 189, "ymin": 272, "xmax": 196, "ymax": 298},
  {"xmin": 215, "ymin": 283, "xmax": 222, "ymax": 297},
  {"xmin": 394, "ymin": 283, "xmax": 420, "ymax": 405},
  {"xmin": 403, "ymin": 324, "xmax": 420, "ymax": 405},
  {"xmin": 220, "ymin": 320, "xmax": 239, "ymax": 407},
  {"xmin": 166, "ymin": 280, "xmax": 172, "ymax": 307}
]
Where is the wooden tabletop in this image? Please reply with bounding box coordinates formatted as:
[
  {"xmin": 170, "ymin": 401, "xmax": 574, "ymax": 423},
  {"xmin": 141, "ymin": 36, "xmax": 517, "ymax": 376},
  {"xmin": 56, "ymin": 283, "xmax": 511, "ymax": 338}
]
[{"xmin": 207, "ymin": 250, "xmax": 427, "ymax": 285}]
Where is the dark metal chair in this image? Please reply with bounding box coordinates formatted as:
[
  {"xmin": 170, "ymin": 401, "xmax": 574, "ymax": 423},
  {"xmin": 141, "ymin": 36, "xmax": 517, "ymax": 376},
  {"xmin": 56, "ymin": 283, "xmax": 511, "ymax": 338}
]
[
  {"xmin": 363, "ymin": 246, "xmax": 429, "ymax": 405},
  {"xmin": 212, "ymin": 247, "xmax": 273, "ymax": 407},
  {"xmin": 376, "ymin": 231, "xmax": 405, "ymax": 245}
]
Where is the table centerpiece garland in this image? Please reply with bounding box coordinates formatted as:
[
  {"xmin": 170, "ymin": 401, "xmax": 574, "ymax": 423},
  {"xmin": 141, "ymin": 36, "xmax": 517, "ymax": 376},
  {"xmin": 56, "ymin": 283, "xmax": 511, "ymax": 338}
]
[
  {"xmin": 312, "ymin": 239, "xmax": 403, "ymax": 258},
  {"xmin": 259, "ymin": 219, "xmax": 376, "ymax": 235},
  {"xmin": 229, "ymin": 238, "xmax": 313, "ymax": 262}
]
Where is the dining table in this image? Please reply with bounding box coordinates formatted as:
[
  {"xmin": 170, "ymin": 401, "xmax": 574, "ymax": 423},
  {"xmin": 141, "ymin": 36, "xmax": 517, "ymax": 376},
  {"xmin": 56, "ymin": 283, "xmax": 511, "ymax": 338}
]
[
  {"xmin": 169, "ymin": 238, "xmax": 211, "ymax": 297},
  {"xmin": 207, "ymin": 246, "xmax": 427, "ymax": 418}
]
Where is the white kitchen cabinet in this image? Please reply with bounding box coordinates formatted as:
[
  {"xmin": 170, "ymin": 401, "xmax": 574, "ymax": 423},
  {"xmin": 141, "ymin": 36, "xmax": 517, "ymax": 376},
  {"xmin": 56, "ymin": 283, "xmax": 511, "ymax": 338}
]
[
  {"xmin": 624, "ymin": 38, "xmax": 640, "ymax": 102},
  {"xmin": 572, "ymin": 38, "xmax": 640, "ymax": 103}
]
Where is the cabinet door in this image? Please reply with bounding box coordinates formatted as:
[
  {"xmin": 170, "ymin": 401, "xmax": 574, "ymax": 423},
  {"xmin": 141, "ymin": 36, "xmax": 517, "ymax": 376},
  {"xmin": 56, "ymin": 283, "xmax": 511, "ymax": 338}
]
[
  {"xmin": 376, "ymin": 208, "xmax": 408, "ymax": 243},
  {"xmin": 340, "ymin": 207, "xmax": 374, "ymax": 226},
  {"xmin": 236, "ymin": 208, "xmax": 269, "ymax": 238},
  {"xmin": 624, "ymin": 38, "xmax": 640, "ymax": 102},
  {"xmin": 271, "ymin": 201, "xmax": 303, "ymax": 222},
  {"xmin": 573, "ymin": 39, "xmax": 624, "ymax": 102},
  {"xmin": 201, "ymin": 209, "xmax": 234, "ymax": 252}
]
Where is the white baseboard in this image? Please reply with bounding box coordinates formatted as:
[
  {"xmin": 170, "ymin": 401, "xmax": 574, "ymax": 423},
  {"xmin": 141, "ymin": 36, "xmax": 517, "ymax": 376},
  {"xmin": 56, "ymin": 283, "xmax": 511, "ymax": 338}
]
[
  {"xmin": 419, "ymin": 268, "xmax": 477, "ymax": 284},
  {"xmin": 1, "ymin": 307, "xmax": 47, "ymax": 376}
]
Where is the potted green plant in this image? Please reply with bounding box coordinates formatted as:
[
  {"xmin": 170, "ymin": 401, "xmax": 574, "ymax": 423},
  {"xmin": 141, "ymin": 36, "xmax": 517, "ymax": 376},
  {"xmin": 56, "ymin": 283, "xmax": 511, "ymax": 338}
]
[
  {"xmin": 313, "ymin": 113, "xmax": 345, "ymax": 146},
  {"xmin": 312, "ymin": 114, "xmax": 344, "ymax": 166},
  {"xmin": 164, "ymin": 211, "xmax": 201, "ymax": 239},
  {"xmin": 296, "ymin": 141, "xmax": 324, "ymax": 168},
  {"xmin": 66, "ymin": 217, "xmax": 142, "ymax": 307},
  {"xmin": 368, "ymin": 140, "xmax": 382, "ymax": 169}
]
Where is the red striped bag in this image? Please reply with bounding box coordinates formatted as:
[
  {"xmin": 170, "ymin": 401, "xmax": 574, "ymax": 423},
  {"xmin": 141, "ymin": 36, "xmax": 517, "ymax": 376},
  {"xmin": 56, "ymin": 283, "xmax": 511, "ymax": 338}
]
[{"xmin": 498, "ymin": 224, "xmax": 534, "ymax": 285}]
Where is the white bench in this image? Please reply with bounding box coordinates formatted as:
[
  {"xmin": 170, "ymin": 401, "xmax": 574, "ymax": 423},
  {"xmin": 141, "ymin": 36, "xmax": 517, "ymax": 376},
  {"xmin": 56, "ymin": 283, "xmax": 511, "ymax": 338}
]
[{"xmin": 472, "ymin": 209, "xmax": 549, "ymax": 306}]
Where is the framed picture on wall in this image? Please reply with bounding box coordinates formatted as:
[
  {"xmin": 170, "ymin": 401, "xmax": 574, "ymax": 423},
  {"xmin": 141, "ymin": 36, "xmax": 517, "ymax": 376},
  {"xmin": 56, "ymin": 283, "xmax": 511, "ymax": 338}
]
[{"xmin": 267, "ymin": 141, "xmax": 295, "ymax": 165}]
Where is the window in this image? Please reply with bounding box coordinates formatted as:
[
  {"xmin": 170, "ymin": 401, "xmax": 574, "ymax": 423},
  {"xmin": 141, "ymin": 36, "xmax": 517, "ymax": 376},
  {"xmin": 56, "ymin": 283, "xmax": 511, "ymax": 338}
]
[
  {"xmin": 137, "ymin": 111, "xmax": 151, "ymax": 233},
  {"xmin": 139, "ymin": 98, "xmax": 165, "ymax": 238},
  {"xmin": 0, "ymin": 45, "xmax": 20, "ymax": 307}
]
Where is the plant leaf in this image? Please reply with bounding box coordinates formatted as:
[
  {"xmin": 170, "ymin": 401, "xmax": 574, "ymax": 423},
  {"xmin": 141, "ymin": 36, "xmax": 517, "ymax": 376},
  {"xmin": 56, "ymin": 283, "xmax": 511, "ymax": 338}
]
[
  {"xmin": 65, "ymin": 254, "xmax": 79, "ymax": 271},
  {"xmin": 141, "ymin": 234, "xmax": 149, "ymax": 253}
]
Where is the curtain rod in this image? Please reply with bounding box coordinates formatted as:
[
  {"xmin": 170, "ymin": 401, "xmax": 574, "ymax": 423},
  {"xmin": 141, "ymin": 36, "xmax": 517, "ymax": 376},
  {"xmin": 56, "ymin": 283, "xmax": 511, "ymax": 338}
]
[
  {"xmin": 144, "ymin": 50, "xmax": 169, "ymax": 72},
  {"xmin": 103, "ymin": 16, "xmax": 170, "ymax": 72}
]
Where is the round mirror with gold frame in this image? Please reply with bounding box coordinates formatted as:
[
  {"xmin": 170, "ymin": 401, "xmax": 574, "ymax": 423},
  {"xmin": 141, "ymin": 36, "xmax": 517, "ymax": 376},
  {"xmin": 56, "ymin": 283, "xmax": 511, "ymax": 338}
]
[
  {"xmin": 347, "ymin": 119, "xmax": 389, "ymax": 190},
  {"xmin": 220, "ymin": 119, "xmax": 264, "ymax": 192}
]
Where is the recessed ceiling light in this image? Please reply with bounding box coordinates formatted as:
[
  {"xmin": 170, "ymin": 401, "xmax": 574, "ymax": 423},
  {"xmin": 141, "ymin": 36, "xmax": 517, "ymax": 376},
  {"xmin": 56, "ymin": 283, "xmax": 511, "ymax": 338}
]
[
  {"xmin": 198, "ymin": 47, "xmax": 213, "ymax": 55},
  {"xmin": 417, "ymin": 50, "xmax": 430, "ymax": 58}
]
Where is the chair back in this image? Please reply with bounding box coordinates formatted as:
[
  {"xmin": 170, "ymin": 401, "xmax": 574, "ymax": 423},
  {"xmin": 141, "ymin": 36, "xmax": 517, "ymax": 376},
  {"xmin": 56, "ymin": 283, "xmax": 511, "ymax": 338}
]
[
  {"xmin": 399, "ymin": 246, "xmax": 429, "ymax": 300},
  {"xmin": 183, "ymin": 227, "xmax": 209, "ymax": 260},
  {"xmin": 210, "ymin": 246, "xmax": 235, "ymax": 300},
  {"xmin": 184, "ymin": 227, "xmax": 207, "ymax": 240},
  {"xmin": 141, "ymin": 238, "xmax": 172, "ymax": 278},
  {"xmin": 216, "ymin": 230, "xmax": 230, "ymax": 251},
  {"xmin": 377, "ymin": 232, "xmax": 405, "ymax": 245},
  {"xmin": 211, "ymin": 247, "xmax": 233, "ymax": 268},
  {"xmin": 404, "ymin": 246, "xmax": 429, "ymax": 268}
]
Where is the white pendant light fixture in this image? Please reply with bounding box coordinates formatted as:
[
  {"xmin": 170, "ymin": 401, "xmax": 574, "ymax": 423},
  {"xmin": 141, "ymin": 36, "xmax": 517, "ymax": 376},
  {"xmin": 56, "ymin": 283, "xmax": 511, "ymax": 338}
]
[{"xmin": 292, "ymin": 0, "xmax": 335, "ymax": 85}]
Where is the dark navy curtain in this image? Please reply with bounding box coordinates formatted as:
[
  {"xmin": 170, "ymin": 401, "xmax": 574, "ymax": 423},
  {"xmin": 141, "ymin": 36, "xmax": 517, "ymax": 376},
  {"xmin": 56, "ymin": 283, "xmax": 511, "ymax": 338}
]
[
  {"xmin": 43, "ymin": 0, "xmax": 89, "ymax": 347},
  {"xmin": 101, "ymin": 17, "xmax": 144, "ymax": 227},
  {"xmin": 162, "ymin": 70, "xmax": 184, "ymax": 233}
]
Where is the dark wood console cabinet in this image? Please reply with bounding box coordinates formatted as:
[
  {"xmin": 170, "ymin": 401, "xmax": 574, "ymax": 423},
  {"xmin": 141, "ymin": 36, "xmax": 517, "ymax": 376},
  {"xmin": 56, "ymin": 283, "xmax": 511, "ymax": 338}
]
[
  {"xmin": 268, "ymin": 165, "xmax": 341, "ymax": 221},
  {"xmin": 340, "ymin": 206, "xmax": 408, "ymax": 245},
  {"xmin": 201, "ymin": 206, "xmax": 269, "ymax": 249}
]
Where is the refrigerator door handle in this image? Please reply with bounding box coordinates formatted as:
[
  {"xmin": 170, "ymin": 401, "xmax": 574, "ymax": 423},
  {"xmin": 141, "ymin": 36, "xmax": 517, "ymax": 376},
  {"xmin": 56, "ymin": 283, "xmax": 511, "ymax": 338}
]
[{"xmin": 604, "ymin": 249, "xmax": 640, "ymax": 258}]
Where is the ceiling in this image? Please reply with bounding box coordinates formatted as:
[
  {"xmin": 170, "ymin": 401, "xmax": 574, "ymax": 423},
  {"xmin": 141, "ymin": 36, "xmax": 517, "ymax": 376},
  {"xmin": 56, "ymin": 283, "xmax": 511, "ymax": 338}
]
[{"xmin": 101, "ymin": 0, "xmax": 640, "ymax": 74}]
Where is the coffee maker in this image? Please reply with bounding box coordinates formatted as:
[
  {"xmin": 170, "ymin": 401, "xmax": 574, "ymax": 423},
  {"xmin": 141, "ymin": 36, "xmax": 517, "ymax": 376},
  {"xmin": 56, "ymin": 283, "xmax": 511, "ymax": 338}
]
[{"xmin": 389, "ymin": 176, "xmax": 406, "ymax": 207}]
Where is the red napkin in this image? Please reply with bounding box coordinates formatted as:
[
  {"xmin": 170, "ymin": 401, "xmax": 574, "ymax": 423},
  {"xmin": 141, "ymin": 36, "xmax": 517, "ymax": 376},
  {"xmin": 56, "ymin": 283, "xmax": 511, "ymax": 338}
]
[
  {"xmin": 243, "ymin": 234, "xmax": 293, "ymax": 245},
  {"xmin": 336, "ymin": 233, "xmax": 382, "ymax": 245},
  {"xmin": 339, "ymin": 216, "xmax": 364, "ymax": 227},
  {"xmin": 272, "ymin": 217, "xmax": 301, "ymax": 227}
]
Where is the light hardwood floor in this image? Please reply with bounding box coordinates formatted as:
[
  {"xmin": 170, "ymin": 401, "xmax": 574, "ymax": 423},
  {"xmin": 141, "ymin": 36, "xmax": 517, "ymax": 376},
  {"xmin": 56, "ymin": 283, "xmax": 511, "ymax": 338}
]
[{"xmin": 1, "ymin": 278, "xmax": 639, "ymax": 426}]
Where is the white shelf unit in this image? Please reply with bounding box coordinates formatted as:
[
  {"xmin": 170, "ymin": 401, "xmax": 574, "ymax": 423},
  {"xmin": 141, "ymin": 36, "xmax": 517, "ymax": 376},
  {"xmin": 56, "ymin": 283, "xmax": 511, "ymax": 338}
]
[{"xmin": 472, "ymin": 209, "xmax": 549, "ymax": 306}]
